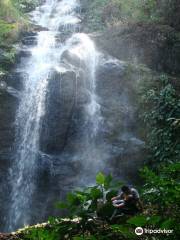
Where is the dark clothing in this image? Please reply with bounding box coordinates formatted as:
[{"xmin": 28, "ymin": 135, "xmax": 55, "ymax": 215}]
[
  {"xmin": 118, "ymin": 188, "xmax": 140, "ymax": 201},
  {"xmin": 116, "ymin": 188, "xmax": 140, "ymax": 214}
]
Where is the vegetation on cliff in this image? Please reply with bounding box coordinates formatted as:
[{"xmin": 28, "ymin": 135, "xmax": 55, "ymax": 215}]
[
  {"xmin": 82, "ymin": 0, "xmax": 180, "ymax": 31},
  {"xmin": 0, "ymin": 0, "xmax": 39, "ymax": 73},
  {"xmin": 140, "ymin": 74, "xmax": 180, "ymax": 166}
]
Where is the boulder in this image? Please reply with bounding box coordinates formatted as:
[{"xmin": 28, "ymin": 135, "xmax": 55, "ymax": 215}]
[
  {"xmin": 61, "ymin": 50, "xmax": 82, "ymax": 68},
  {"xmin": 21, "ymin": 36, "xmax": 37, "ymax": 46},
  {"xmin": 40, "ymin": 69, "xmax": 77, "ymax": 154}
]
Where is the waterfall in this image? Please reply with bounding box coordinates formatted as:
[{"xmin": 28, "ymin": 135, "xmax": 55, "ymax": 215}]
[
  {"xmin": 63, "ymin": 33, "xmax": 103, "ymax": 177},
  {"xmin": 67, "ymin": 33, "xmax": 102, "ymax": 136},
  {"xmin": 6, "ymin": 0, "xmax": 102, "ymax": 232}
]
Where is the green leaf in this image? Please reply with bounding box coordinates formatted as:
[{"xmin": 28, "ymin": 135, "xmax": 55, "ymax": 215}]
[
  {"xmin": 67, "ymin": 193, "xmax": 81, "ymax": 206},
  {"xmin": 161, "ymin": 219, "xmax": 175, "ymax": 229},
  {"xmin": 106, "ymin": 190, "xmax": 118, "ymax": 201},
  {"xmin": 147, "ymin": 215, "xmax": 161, "ymax": 225},
  {"xmin": 90, "ymin": 187, "xmax": 102, "ymax": 199},
  {"xmin": 96, "ymin": 172, "xmax": 105, "ymax": 185},
  {"xmin": 55, "ymin": 201, "xmax": 68, "ymax": 209},
  {"xmin": 97, "ymin": 202, "xmax": 114, "ymax": 218},
  {"xmin": 127, "ymin": 215, "xmax": 148, "ymax": 227},
  {"xmin": 111, "ymin": 224, "xmax": 135, "ymax": 238},
  {"xmin": 104, "ymin": 174, "xmax": 113, "ymax": 189}
]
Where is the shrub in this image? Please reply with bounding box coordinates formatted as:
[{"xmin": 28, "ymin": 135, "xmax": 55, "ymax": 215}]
[{"xmin": 140, "ymin": 74, "xmax": 180, "ymax": 166}]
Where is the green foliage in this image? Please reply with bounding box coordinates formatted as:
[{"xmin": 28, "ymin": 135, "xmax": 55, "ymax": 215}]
[
  {"xmin": 127, "ymin": 215, "xmax": 161, "ymax": 227},
  {"xmin": 96, "ymin": 172, "xmax": 105, "ymax": 185},
  {"xmin": 0, "ymin": 0, "xmax": 38, "ymax": 19},
  {"xmin": 56, "ymin": 173, "xmax": 121, "ymax": 222},
  {"xmin": 110, "ymin": 224, "xmax": 135, "ymax": 239},
  {"xmin": 14, "ymin": 0, "xmax": 39, "ymax": 12},
  {"xmin": 84, "ymin": 0, "xmax": 179, "ymax": 31},
  {"xmin": 0, "ymin": 0, "xmax": 28, "ymax": 22},
  {"xmin": 0, "ymin": 0, "xmax": 38, "ymax": 72},
  {"xmin": 139, "ymin": 163, "xmax": 180, "ymax": 238},
  {"xmin": 83, "ymin": 0, "xmax": 109, "ymax": 31},
  {"xmin": 140, "ymin": 163, "xmax": 180, "ymax": 213},
  {"xmin": 138, "ymin": 72, "xmax": 180, "ymax": 238},
  {"xmin": 22, "ymin": 172, "xmax": 180, "ymax": 239},
  {"xmin": 0, "ymin": 20, "xmax": 15, "ymax": 43},
  {"xmin": 0, "ymin": 46, "xmax": 17, "ymax": 72},
  {"xmin": 0, "ymin": 0, "xmax": 38, "ymax": 42},
  {"xmin": 0, "ymin": 0, "xmax": 19, "ymax": 20},
  {"xmin": 2, "ymin": 47, "xmax": 16, "ymax": 63},
  {"xmin": 24, "ymin": 227, "xmax": 59, "ymax": 240},
  {"xmin": 23, "ymin": 173, "xmax": 134, "ymax": 239},
  {"xmin": 140, "ymin": 74, "xmax": 180, "ymax": 166}
]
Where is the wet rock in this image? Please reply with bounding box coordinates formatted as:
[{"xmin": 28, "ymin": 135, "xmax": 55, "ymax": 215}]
[
  {"xmin": 93, "ymin": 23, "xmax": 180, "ymax": 75},
  {"xmin": 61, "ymin": 50, "xmax": 81, "ymax": 68},
  {"xmin": 40, "ymin": 69, "xmax": 77, "ymax": 154},
  {"xmin": 17, "ymin": 49, "xmax": 31, "ymax": 58},
  {"xmin": 31, "ymin": 24, "xmax": 49, "ymax": 32},
  {"xmin": 0, "ymin": 81, "xmax": 7, "ymax": 91},
  {"xmin": 6, "ymin": 72, "xmax": 25, "ymax": 91},
  {"xmin": 0, "ymin": 49, "xmax": 5, "ymax": 63},
  {"xmin": 0, "ymin": 92, "xmax": 17, "ymax": 228},
  {"xmin": 22, "ymin": 31, "xmax": 37, "ymax": 37},
  {"xmin": 76, "ymin": 88, "xmax": 91, "ymax": 104},
  {"xmin": 58, "ymin": 23, "xmax": 81, "ymax": 34},
  {"xmin": 0, "ymin": 233, "xmax": 20, "ymax": 240},
  {"xmin": 15, "ymin": 49, "xmax": 32, "ymax": 64},
  {"xmin": 95, "ymin": 54, "xmax": 146, "ymax": 181},
  {"xmin": 21, "ymin": 36, "xmax": 37, "ymax": 46}
]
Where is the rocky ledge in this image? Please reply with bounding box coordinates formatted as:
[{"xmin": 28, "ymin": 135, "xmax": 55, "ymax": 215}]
[{"xmin": 0, "ymin": 233, "xmax": 20, "ymax": 240}]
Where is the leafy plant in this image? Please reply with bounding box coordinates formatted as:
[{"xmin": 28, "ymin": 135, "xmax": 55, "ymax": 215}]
[
  {"xmin": 0, "ymin": 20, "xmax": 15, "ymax": 42},
  {"xmin": 24, "ymin": 228, "xmax": 58, "ymax": 240},
  {"xmin": 22, "ymin": 171, "xmax": 180, "ymax": 239},
  {"xmin": 83, "ymin": 0, "xmax": 174, "ymax": 31},
  {"xmin": 138, "ymin": 163, "xmax": 180, "ymax": 239},
  {"xmin": 56, "ymin": 172, "xmax": 121, "ymax": 223},
  {"xmin": 140, "ymin": 74, "xmax": 180, "ymax": 166}
]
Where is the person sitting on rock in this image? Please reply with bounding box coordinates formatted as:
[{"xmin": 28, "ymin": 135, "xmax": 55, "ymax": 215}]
[{"xmin": 111, "ymin": 185, "xmax": 143, "ymax": 216}]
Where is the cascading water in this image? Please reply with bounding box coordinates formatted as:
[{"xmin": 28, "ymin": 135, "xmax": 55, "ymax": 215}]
[
  {"xmin": 7, "ymin": 32, "xmax": 55, "ymax": 231},
  {"xmin": 64, "ymin": 33, "xmax": 103, "ymax": 175},
  {"xmin": 6, "ymin": 0, "xmax": 102, "ymax": 232},
  {"xmin": 67, "ymin": 33, "xmax": 102, "ymax": 136}
]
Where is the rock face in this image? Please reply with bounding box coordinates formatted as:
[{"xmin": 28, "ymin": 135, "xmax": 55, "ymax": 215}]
[
  {"xmin": 0, "ymin": 73, "xmax": 21, "ymax": 229},
  {"xmin": 92, "ymin": 23, "xmax": 180, "ymax": 75},
  {"xmin": 39, "ymin": 51, "xmax": 146, "ymax": 183},
  {"xmin": 96, "ymin": 56, "xmax": 146, "ymax": 180}
]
